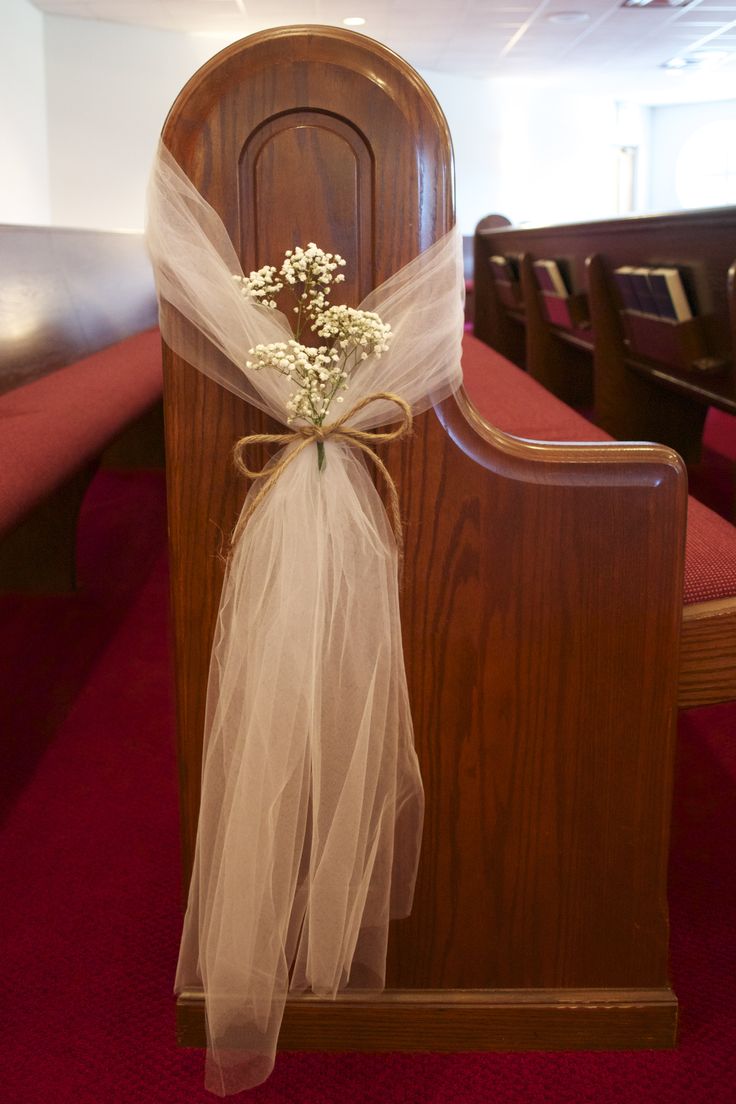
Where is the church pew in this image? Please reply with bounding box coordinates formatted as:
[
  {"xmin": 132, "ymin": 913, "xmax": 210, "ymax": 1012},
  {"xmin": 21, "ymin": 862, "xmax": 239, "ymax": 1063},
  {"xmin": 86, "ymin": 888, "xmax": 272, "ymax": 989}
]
[
  {"xmin": 163, "ymin": 26, "xmax": 703, "ymax": 1056},
  {"xmin": 0, "ymin": 226, "xmax": 162, "ymax": 591},
  {"xmin": 474, "ymin": 209, "xmax": 736, "ymax": 464},
  {"xmin": 0, "ymin": 224, "xmax": 158, "ymax": 394}
]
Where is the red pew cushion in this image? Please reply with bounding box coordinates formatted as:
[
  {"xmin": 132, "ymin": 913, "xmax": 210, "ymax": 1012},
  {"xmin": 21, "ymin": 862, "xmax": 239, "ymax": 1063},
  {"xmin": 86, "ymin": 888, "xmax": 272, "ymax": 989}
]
[
  {"xmin": 0, "ymin": 328, "xmax": 162, "ymax": 533},
  {"xmin": 461, "ymin": 333, "xmax": 736, "ymax": 607}
]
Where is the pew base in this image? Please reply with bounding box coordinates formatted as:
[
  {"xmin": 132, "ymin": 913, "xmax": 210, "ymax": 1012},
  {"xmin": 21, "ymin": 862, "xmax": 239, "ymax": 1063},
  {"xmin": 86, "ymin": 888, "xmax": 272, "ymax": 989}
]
[{"xmin": 176, "ymin": 986, "xmax": 678, "ymax": 1052}]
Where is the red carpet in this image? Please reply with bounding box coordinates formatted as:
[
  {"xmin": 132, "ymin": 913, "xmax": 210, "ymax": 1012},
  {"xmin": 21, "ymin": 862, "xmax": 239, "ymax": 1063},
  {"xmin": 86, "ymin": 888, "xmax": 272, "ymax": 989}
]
[{"xmin": 1, "ymin": 468, "xmax": 735, "ymax": 1103}]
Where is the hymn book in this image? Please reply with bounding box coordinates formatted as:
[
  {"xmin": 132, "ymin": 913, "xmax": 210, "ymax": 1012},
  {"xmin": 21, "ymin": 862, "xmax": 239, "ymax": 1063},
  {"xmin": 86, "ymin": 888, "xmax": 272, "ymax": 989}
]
[
  {"xmin": 489, "ymin": 255, "xmax": 519, "ymax": 283},
  {"xmin": 533, "ymin": 259, "xmax": 569, "ymax": 297},
  {"xmin": 613, "ymin": 265, "xmax": 693, "ymax": 322}
]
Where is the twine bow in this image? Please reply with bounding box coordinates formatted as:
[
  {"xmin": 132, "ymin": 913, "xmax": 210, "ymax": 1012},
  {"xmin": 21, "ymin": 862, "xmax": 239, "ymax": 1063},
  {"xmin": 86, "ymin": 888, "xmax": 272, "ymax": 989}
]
[{"xmin": 232, "ymin": 391, "xmax": 412, "ymax": 556}]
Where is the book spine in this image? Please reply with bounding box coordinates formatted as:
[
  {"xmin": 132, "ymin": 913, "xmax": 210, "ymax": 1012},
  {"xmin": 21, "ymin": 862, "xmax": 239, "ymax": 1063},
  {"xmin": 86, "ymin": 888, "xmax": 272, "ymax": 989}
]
[
  {"xmin": 534, "ymin": 260, "xmax": 568, "ymax": 297},
  {"xmin": 533, "ymin": 262, "xmax": 553, "ymax": 292},
  {"xmin": 646, "ymin": 274, "xmax": 679, "ymax": 321},
  {"xmin": 489, "ymin": 255, "xmax": 518, "ymax": 283},
  {"xmin": 613, "ymin": 266, "xmax": 641, "ymax": 312},
  {"xmin": 649, "ymin": 267, "xmax": 693, "ymax": 321},
  {"xmin": 631, "ymin": 268, "xmax": 659, "ymax": 317}
]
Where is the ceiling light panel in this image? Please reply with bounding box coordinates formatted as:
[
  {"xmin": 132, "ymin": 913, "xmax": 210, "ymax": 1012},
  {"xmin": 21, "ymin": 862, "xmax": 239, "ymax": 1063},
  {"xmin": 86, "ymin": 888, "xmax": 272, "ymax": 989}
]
[{"xmin": 26, "ymin": 0, "xmax": 736, "ymax": 94}]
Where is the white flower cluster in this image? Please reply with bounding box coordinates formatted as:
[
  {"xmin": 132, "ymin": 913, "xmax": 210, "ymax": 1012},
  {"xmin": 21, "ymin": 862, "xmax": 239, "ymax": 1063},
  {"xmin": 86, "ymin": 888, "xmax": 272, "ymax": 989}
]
[
  {"xmin": 246, "ymin": 340, "xmax": 347, "ymax": 423},
  {"xmin": 239, "ymin": 243, "xmax": 392, "ymax": 446},
  {"xmin": 233, "ymin": 265, "xmax": 282, "ymax": 308},
  {"xmin": 235, "ymin": 244, "xmax": 346, "ymax": 316},
  {"xmin": 282, "ymin": 244, "xmax": 346, "ymax": 323},
  {"xmin": 313, "ymin": 305, "xmax": 392, "ymax": 360}
]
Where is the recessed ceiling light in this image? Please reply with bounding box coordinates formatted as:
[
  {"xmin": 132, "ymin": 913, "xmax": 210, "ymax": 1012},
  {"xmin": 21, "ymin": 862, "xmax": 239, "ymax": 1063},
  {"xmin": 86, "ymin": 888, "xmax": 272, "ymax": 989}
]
[
  {"xmin": 661, "ymin": 50, "xmax": 733, "ymax": 72},
  {"xmin": 622, "ymin": 1, "xmax": 689, "ymax": 8},
  {"xmin": 547, "ymin": 11, "xmax": 590, "ymax": 23},
  {"xmin": 343, "ymin": 16, "xmax": 366, "ymax": 26}
]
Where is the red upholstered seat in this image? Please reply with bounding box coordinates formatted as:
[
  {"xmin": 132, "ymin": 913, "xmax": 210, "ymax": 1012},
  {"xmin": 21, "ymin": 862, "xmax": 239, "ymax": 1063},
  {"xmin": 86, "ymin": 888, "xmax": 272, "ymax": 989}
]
[
  {"xmin": 0, "ymin": 328, "xmax": 162, "ymax": 533},
  {"xmin": 461, "ymin": 333, "xmax": 736, "ymax": 607}
]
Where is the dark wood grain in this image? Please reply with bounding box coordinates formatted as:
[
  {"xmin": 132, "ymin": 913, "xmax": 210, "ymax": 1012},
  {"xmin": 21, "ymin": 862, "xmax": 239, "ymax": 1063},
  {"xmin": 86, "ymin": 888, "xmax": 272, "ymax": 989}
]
[{"xmin": 162, "ymin": 25, "xmax": 686, "ymax": 1050}]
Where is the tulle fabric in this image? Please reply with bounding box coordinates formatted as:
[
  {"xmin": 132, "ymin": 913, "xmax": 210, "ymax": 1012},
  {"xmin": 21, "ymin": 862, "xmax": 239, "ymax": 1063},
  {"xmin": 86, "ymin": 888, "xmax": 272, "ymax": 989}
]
[{"xmin": 146, "ymin": 141, "xmax": 464, "ymax": 1095}]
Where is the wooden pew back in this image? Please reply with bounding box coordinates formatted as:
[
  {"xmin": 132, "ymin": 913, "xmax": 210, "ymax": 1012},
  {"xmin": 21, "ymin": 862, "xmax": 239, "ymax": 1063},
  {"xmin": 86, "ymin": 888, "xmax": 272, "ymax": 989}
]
[{"xmin": 163, "ymin": 27, "xmax": 686, "ymax": 1050}]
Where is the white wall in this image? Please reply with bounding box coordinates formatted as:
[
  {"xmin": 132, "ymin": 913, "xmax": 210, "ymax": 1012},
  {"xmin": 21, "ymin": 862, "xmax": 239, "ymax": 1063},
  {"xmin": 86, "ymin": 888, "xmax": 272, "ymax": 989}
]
[
  {"xmin": 0, "ymin": 0, "xmax": 49, "ymax": 224},
  {"xmin": 416, "ymin": 71, "xmax": 504, "ymax": 234},
  {"xmin": 39, "ymin": 14, "xmax": 633, "ymax": 234},
  {"xmin": 421, "ymin": 71, "xmax": 623, "ymax": 232},
  {"xmin": 9, "ymin": 11, "xmax": 736, "ymax": 234},
  {"xmin": 649, "ymin": 99, "xmax": 736, "ymax": 213},
  {"xmin": 42, "ymin": 15, "xmax": 732, "ymax": 233},
  {"xmin": 44, "ymin": 15, "xmax": 217, "ymax": 230}
]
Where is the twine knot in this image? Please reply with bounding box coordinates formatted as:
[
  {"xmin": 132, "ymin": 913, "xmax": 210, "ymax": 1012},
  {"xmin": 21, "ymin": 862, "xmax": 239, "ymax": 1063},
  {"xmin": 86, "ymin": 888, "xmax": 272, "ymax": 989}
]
[{"xmin": 232, "ymin": 392, "xmax": 413, "ymax": 557}]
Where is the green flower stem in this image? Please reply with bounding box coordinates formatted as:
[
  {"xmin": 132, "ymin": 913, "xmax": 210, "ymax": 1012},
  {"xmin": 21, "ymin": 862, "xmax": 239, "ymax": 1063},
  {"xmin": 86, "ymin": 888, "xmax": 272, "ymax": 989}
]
[{"xmin": 317, "ymin": 440, "xmax": 326, "ymax": 472}]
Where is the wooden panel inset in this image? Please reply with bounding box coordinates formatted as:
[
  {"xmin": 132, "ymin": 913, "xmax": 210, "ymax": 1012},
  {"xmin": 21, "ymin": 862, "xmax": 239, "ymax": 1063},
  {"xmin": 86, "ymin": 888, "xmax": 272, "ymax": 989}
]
[{"xmin": 240, "ymin": 112, "xmax": 373, "ymax": 304}]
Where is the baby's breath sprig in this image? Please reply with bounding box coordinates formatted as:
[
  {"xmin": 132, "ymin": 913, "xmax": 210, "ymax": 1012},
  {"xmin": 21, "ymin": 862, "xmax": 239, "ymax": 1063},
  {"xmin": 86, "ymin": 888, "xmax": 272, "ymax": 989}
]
[
  {"xmin": 232, "ymin": 265, "xmax": 282, "ymax": 307},
  {"xmin": 239, "ymin": 244, "xmax": 392, "ymax": 472},
  {"xmin": 281, "ymin": 243, "xmax": 346, "ymax": 341}
]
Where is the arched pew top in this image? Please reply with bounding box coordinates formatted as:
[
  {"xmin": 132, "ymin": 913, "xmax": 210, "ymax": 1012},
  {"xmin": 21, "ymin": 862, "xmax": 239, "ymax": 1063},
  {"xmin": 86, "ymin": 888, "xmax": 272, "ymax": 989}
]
[{"xmin": 161, "ymin": 25, "xmax": 455, "ymax": 278}]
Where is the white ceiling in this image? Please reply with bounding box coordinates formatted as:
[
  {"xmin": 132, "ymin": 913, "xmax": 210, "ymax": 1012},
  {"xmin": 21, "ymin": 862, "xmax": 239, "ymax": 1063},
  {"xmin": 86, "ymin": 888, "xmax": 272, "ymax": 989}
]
[{"xmin": 30, "ymin": 0, "xmax": 736, "ymax": 101}]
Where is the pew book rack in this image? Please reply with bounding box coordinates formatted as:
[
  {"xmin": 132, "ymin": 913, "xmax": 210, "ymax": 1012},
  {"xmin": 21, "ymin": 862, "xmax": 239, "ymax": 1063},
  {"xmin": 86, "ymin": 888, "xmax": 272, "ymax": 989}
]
[
  {"xmin": 163, "ymin": 26, "xmax": 693, "ymax": 1058},
  {"xmin": 620, "ymin": 310, "xmax": 711, "ymax": 373},
  {"xmin": 541, "ymin": 291, "xmax": 590, "ymax": 332},
  {"xmin": 493, "ymin": 273, "xmax": 523, "ymax": 311},
  {"xmin": 475, "ymin": 210, "xmax": 736, "ymax": 456},
  {"xmin": 531, "ymin": 256, "xmax": 591, "ymax": 330}
]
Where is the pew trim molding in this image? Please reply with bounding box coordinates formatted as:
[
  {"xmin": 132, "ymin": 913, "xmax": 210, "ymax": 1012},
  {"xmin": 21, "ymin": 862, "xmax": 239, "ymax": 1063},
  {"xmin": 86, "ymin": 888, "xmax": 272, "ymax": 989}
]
[{"xmin": 176, "ymin": 987, "xmax": 678, "ymax": 1051}]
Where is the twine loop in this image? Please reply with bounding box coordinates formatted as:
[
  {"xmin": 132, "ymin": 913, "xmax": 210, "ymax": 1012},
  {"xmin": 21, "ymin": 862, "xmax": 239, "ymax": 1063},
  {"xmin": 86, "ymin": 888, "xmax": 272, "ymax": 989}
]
[{"xmin": 232, "ymin": 392, "xmax": 413, "ymax": 556}]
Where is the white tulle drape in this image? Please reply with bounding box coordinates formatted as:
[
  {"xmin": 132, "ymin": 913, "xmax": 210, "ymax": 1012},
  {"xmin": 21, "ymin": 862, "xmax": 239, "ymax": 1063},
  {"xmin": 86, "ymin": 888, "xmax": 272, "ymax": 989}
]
[{"xmin": 146, "ymin": 142, "xmax": 464, "ymax": 1096}]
